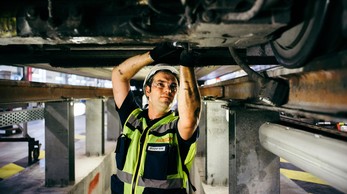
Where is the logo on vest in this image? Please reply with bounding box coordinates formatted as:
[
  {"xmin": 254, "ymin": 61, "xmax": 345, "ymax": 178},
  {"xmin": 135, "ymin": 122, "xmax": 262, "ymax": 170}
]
[
  {"xmin": 148, "ymin": 146, "xmax": 166, "ymax": 152},
  {"xmin": 155, "ymin": 137, "xmax": 172, "ymax": 143}
]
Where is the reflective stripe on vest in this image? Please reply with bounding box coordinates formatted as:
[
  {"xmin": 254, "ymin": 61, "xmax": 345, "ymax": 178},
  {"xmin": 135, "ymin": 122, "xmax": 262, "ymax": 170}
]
[
  {"xmin": 117, "ymin": 169, "xmax": 184, "ymax": 189},
  {"xmin": 117, "ymin": 170, "xmax": 133, "ymax": 184},
  {"xmin": 138, "ymin": 177, "xmax": 183, "ymax": 189}
]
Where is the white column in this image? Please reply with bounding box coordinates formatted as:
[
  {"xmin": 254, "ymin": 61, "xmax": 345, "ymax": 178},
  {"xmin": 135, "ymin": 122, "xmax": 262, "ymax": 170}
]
[{"xmin": 86, "ymin": 99, "xmax": 105, "ymax": 156}]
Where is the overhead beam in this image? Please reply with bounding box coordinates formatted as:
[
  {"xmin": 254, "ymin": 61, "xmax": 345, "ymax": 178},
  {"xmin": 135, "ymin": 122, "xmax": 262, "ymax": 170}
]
[
  {"xmin": 0, "ymin": 46, "xmax": 278, "ymax": 67},
  {"xmin": 0, "ymin": 80, "xmax": 113, "ymax": 104},
  {"xmin": 199, "ymin": 51, "xmax": 347, "ymax": 117},
  {"xmin": 200, "ymin": 67, "xmax": 347, "ymax": 115},
  {"xmin": 20, "ymin": 63, "xmax": 113, "ymax": 80},
  {"xmin": 200, "ymin": 76, "xmax": 259, "ymax": 100}
]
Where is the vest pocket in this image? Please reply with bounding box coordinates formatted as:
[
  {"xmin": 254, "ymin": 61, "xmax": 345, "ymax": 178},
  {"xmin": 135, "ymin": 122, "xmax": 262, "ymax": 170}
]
[
  {"xmin": 111, "ymin": 174, "xmax": 124, "ymax": 194},
  {"xmin": 167, "ymin": 145, "xmax": 178, "ymax": 175},
  {"xmin": 144, "ymin": 144, "xmax": 178, "ymax": 180},
  {"xmin": 115, "ymin": 134, "xmax": 131, "ymax": 170}
]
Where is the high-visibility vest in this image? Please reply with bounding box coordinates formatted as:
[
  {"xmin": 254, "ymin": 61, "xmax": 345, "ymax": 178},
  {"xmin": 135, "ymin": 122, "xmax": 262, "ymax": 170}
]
[{"xmin": 114, "ymin": 108, "xmax": 196, "ymax": 194}]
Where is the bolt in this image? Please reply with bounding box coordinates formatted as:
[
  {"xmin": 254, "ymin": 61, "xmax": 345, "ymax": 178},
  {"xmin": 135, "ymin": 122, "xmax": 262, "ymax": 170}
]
[
  {"xmin": 26, "ymin": 7, "xmax": 37, "ymax": 19},
  {"xmin": 201, "ymin": 10, "xmax": 216, "ymax": 23}
]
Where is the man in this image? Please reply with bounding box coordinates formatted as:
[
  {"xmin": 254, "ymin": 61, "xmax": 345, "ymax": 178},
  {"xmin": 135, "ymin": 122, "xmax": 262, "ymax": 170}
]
[{"xmin": 111, "ymin": 42, "xmax": 201, "ymax": 194}]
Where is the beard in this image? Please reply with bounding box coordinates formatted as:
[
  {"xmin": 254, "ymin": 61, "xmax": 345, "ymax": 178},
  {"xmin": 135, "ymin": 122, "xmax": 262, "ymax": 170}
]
[{"xmin": 148, "ymin": 95, "xmax": 176, "ymax": 112}]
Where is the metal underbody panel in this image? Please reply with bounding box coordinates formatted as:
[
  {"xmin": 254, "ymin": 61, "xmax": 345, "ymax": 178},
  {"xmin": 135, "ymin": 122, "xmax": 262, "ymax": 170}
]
[{"xmin": 0, "ymin": 0, "xmax": 289, "ymax": 48}]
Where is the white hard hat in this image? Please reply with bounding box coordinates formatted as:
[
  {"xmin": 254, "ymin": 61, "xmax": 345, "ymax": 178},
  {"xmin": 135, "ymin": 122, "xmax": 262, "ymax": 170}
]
[{"xmin": 143, "ymin": 64, "xmax": 179, "ymax": 93}]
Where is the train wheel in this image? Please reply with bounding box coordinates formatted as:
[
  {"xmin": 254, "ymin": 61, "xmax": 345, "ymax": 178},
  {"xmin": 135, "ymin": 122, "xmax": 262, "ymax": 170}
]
[{"xmin": 270, "ymin": 0, "xmax": 329, "ymax": 68}]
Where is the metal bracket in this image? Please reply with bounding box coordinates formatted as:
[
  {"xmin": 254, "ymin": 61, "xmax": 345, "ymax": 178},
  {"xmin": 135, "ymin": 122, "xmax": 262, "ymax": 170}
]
[{"xmin": 228, "ymin": 47, "xmax": 289, "ymax": 106}]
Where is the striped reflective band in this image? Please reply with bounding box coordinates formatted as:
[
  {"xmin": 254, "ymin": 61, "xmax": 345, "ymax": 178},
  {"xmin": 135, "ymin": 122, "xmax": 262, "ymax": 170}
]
[
  {"xmin": 116, "ymin": 170, "xmax": 133, "ymax": 184},
  {"xmin": 150, "ymin": 121, "xmax": 176, "ymax": 133},
  {"xmin": 138, "ymin": 177, "xmax": 183, "ymax": 189},
  {"xmin": 117, "ymin": 170, "xmax": 184, "ymax": 189},
  {"xmin": 127, "ymin": 114, "xmax": 142, "ymax": 126},
  {"xmin": 126, "ymin": 119, "xmax": 142, "ymax": 132}
]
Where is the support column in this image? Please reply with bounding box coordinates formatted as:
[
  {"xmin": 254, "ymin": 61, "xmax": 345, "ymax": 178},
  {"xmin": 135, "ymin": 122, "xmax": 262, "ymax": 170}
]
[
  {"xmin": 45, "ymin": 101, "xmax": 75, "ymax": 187},
  {"xmin": 205, "ymin": 100, "xmax": 229, "ymax": 185},
  {"xmin": 196, "ymin": 100, "xmax": 207, "ymax": 156},
  {"xmin": 106, "ymin": 98, "xmax": 122, "ymax": 141},
  {"xmin": 229, "ymin": 106, "xmax": 280, "ymax": 194},
  {"xmin": 86, "ymin": 98, "xmax": 105, "ymax": 156}
]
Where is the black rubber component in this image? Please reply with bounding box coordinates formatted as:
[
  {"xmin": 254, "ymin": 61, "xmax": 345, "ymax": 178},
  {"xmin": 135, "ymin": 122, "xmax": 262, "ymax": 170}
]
[{"xmin": 270, "ymin": 0, "xmax": 329, "ymax": 68}]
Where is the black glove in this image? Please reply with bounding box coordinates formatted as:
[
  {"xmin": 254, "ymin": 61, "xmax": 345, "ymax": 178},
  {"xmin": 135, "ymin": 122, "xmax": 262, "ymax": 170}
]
[
  {"xmin": 149, "ymin": 42, "xmax": 182, "ymax": 62},
  {"xmin": 179, "ymin": 50, "xmax": 200, "ymax": 67}
]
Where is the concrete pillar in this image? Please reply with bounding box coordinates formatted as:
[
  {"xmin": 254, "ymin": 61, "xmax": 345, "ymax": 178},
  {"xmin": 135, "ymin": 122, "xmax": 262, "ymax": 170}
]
[
  {"xmin": 86, "ymin": 99, "xmax": 105, "ymax": 156},
  {"xmin": 106, "ymin": 98, "xmax": 122, "ymax": 141},
  {"xmin": 229, "ymin": 106, "xmax": 280, "ymax": 194},
  {"xmin": 45, "ymin": 101, "xmax": 75, "ymax": 187},
  {"xmin": 205, "ymin": 100, "xmax": 229, "ymax": 186}
]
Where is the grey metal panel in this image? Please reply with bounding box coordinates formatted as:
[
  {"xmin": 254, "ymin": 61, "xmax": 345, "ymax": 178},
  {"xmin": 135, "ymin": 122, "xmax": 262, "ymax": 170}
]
[
  {"xmin": 229, "ymin": 107, "xmax": 280, "ymax": 194},
  {"xmin": 0, "ymin": 108, "xmax": 44, "ymax": 127},
  {"xmin": 205, "ymin": 100, "xmax": 229, "ymax": 186},
  {"xmin": 45, "ymin": 101, "xmax": 75, "ymax": 186}
]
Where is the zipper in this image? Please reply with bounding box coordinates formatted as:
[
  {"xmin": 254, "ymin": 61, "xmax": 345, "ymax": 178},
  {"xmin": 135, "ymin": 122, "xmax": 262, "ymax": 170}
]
[
  {"xmin": 132, "ymin": 126, "xmax": 151, "ymax": 194},
  {"xmin": 131, "ymin": 113, "xmax": 173, "ymax": 194}
]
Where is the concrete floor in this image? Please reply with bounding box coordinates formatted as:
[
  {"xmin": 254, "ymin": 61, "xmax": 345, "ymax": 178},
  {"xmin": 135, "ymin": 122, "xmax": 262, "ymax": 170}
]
[{"xmin": 0, "ymin": 115, "xmax": 338, "ymax": 194}]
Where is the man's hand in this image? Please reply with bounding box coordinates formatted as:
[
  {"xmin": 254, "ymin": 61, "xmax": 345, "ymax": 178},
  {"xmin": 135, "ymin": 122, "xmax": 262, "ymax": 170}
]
[
  {"xmin": 179, "ymin": 50, "xmax": 200, "ymax": 67},
  {"xmin": 149, "ymin": 42, "xmax": 182, "ymax": 62}
]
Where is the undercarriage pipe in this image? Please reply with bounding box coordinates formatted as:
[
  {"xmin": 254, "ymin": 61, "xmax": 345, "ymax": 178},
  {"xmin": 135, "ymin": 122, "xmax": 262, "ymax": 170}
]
[{"xmin": 259, "ymin": 122, "xmax": 347, "ymax": 193}]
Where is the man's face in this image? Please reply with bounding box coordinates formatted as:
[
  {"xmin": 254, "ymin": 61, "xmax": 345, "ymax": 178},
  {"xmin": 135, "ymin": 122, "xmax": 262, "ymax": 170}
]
[{"xmin": 146, "ymin": 71, "xmax": 178, "ymax": 111}]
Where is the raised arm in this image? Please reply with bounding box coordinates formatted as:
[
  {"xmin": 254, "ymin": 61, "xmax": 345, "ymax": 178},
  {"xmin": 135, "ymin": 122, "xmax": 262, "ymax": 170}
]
[
  {"xmin": 177, "ymin": 51, "xmax": 202, "ymax": 140},
  {"xmin": 112, "ymin": 52, "xmax": 153, "ymax": 108}
]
